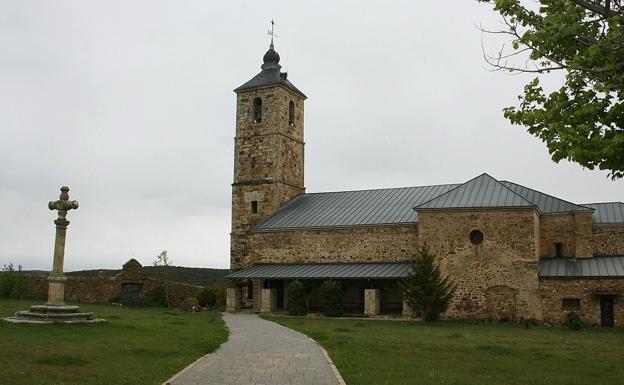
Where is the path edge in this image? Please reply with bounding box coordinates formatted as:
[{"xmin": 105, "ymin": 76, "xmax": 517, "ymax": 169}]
[
  {"xmin": 265, "ymin": 316, "xmax": 347, "ymax": 385},
  {"xmin": 161, "ymin": 312, "xmax": 231, "ymax": 385}
]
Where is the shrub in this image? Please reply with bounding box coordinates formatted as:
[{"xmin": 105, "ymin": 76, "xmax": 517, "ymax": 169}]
[
  {"xmin": 287, "ymin": 280, "xmax": 308, "ymax": 316},
  {"xmin": 320, "ymin": 280, "xmax": 344, "ymax": 317},
  {"xmin": 197, "ymin": 287, "xmax": 217, "ymax": 308},
  {"xmin": 144, "ymin": 286, "xmax": 167, "ymax": 307},
  {"xmin": 181, "ymin": 296, "xmax": 199, "ymax": 312},
  {"xmin": 0, "ymin": 263, "xmax": 30, "ymax": 299},
  {"xmin": 400, "ymin": 246, "xmax": 456, "ymax": 322},
  {"xmin": 564, "ymin": 311, "xmax": 583, "ymax": 331}
]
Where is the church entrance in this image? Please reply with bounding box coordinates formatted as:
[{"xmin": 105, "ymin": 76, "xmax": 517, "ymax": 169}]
[{"xmin": 600, "ymin": 297, "xmax": 614, "ymax": 328}]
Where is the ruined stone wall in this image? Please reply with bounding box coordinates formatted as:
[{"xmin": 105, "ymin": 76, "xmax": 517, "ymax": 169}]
[
  {"xmin": 540, "ymin": 278, "xmax": 624, "ymax": 327},
  {"xmin": 238, "ymin": 225, "xmax": 419, "ymax": 266},
  {"xmin": 592, "ymin": 225, "xmax": 624, "ymax": 256},
  {"xmin": 25, "ymin": 274, "xmax": 202, "ymax": 307},
  {"xmin": 417, "ymin": 209, "xmax": 542, "ymax": 321}
]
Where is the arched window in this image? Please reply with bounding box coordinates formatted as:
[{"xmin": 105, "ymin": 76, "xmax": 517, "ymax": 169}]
[
  {"xmin": 288, "ymin": 100, "xmax": 295, "ymax": 126},
  {"xmin": 253, "ymin": 97, "xmax": 262, "ymax": 123}
]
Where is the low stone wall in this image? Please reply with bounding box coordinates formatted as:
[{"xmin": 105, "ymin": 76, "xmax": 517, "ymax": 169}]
[
  {"xmin": 25, "ymin": 273, "xmax": 203, "ymax": 308},
  {"xmin": 540, "ymin": 278, "xmax": 624, "ymax": 327}
]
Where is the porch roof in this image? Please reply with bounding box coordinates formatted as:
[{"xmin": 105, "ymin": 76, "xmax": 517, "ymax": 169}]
[
  {"xmin": 539, "ymin": 256, "xmax": 624, "ymax": 277},
  {"xmin": 226, "ymin": 262, "xmax": 412, "ymax": 280}
]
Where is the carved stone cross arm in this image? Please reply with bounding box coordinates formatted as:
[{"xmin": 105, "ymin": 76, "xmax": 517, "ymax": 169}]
[{"xmin": 48, "ymin": 186, "xmax": 79, "ymax": 222}]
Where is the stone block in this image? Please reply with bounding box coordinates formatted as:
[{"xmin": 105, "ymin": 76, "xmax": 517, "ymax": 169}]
[
  {"xmin": 260, "ymin": 288, "xmax": 277, "ymax": 313},
  {"xmin": 226, "ymin": 287, "xmax": 241, "ymax": 312},
  {"xmin": 402, "ymin": 299, "xmax": 415, "ymax": 318},
  {"xmin": 364, "ymin": 289, "xmax": 380, "ymax": 316}
]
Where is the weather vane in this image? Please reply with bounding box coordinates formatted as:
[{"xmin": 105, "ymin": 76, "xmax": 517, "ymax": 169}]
[{"xmin": 267, "ymin": 19, "xmax": 277, "ymax": 47}]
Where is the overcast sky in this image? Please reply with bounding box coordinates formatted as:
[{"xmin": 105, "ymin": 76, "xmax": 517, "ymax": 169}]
[{"xmin": 1, "ymin": 1, "xmax": 621, "ymax": 271}]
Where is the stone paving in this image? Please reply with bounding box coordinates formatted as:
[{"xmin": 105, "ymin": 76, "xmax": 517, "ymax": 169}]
[{"xmin": 166, "ymin": 313, "xmax": 340, "ymax": 385}]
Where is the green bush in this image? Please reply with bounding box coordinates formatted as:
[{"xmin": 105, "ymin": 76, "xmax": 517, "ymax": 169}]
[
  {"xmin": 181, "ymin": 297, "xmax": 199, "ymax": 312},
  {"xmin": 564, "ymin": 311, "xmax": 583, "ymax": 331},
  {"xmin": 320, "ymin": 280, "xmax": 344, "ymax": 317},
  {"xmin": 143, "ymin": 286, "xmax": 167, "ymax": 307},
  {"xmin": 0, "ymin": 264, "xmax": 30, "ymax": 299},
  {"xmin": 287, "ymin": 280, "xmax": 308, "ymax": 316},
  {"xmin": 197, "ymin": 287, "xmax": 217, "ymax": 308}
]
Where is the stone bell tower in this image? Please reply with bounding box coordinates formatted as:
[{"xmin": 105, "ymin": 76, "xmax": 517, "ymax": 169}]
[{"xmin": 230, "ymin": 40, "xmax": 306, "ymax": 268}]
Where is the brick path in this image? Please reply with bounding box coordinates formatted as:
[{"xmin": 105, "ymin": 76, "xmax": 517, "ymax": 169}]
[{"xmin": 166, "ymin": 313, "xmax": 340, "ymax": 385}]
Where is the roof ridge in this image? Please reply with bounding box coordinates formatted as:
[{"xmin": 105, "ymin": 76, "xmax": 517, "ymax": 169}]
[
  {"xmin": 581, "ymin": 201, "xmax": 624, "ymax": 205},
  {"xmin": 414, "ymin": 173, "xmax": 537, "ymax": 211},
  {"xmin": 500, "ymin": 180, "xmax": 592, "ymax": 211},
  {"xmin": 304, "ymin": 182, "xmax": 462, "ymax": 196}
]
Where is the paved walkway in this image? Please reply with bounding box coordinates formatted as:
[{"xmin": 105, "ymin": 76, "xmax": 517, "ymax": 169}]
[{"xmin": 166, "ymin": 313, "xmax": 340, "ymax": 385}]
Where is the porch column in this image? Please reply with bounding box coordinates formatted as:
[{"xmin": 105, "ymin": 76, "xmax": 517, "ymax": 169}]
[
  {"xmin": 364, "ymin": 289, "xmax": 380, "ymax": 316},
  {"xmin": 226, "ymin": 287, "xmax": 241, "ymax": 312},
  {"xmin": 260, "ymin": 288, "xmax": 277, "ymax": 312}
]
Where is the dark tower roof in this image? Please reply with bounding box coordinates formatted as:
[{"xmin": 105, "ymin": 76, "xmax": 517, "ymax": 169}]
[{"xmin": 234, "ymin": 43, "xmax": 307, "ymax": 99}]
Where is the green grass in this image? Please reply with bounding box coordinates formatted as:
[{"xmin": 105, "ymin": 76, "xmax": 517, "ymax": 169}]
[
  {"xmin": 266, "ymin": 315, "xmax": 624, "ymax": 385},
  {"xmin": 0, "ymin": 299, "xmax": 228, "ymax": 385}
]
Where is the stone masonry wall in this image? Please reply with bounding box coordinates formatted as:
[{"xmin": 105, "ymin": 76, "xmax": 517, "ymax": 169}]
[
  {"xmin": 539, "ymin": 212, "xmax": 593, "ymax": 258},
  {"xmin": 417, "ymin": 209, "xmax": 542, "ymax": 320},
  {"xmin": 26, "ymin": 273, "xmax": 203, "ymax": 308},
  {"xmin": 540, "ymin": 278, "xmax": 624, "ymax": 327},
  {"xmin": 237, "ymin": 225, "xmax": 419, "ymax": 267},
  {"xmin": 593, "ymin": 225, "xmax": 624, "ymax": 256}
]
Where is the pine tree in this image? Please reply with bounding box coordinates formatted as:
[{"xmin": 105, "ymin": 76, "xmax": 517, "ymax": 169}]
[{"xmin": 401, "ymin": 246, "xmax": 456, "ymax": 322}]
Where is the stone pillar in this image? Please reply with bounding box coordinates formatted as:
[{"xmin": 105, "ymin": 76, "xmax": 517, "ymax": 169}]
[
  {"xmin": 402, "ymin": 299, "xmax": 415, "ymax": 318},
  {"xmin": 260, "ymin": 288, "xmax": 277, "ymax": 313},
  {"xmin": 226, "ymin": 287, "xmax": 241, "ymax": 312},
  {"xmin": 283, "ymin": 280, "xmax": 289, "ymax": 311},
  {"xmin": 364, "ymin": 289, "xmax": 380, "ymax": 316}
]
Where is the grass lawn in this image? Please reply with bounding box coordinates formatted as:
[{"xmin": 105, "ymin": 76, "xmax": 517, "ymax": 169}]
[
  {"xmin": 0, "ymin": 299, "xmax": 228, "ymax": 385},
  {"xmin": 266, "ymin": 315, "xmax": 624, "ymax": 385}
]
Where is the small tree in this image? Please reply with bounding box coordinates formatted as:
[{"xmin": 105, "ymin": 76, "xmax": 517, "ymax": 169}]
[
  {"xmin": 320, "ymin": 280, "xmax": 344, "ymax": 317},
  {"xmin": 153, "ymin": 250, "xmax": 172, "ymax": 307},
  {"xmin": 401, "ymin": 246, "xmax": 456, "ymax": 322},
  {"xmin": 287, "ymin": 280, "xmax": 309, "ymax": 316}
]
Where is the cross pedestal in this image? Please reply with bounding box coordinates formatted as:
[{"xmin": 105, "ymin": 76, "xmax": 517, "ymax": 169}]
[{"xmin": 3, "ymin": 186, "xmax": 104, "ymax": 324}]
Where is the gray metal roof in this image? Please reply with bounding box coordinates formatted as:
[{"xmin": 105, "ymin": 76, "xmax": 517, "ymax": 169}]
[
  {"xmin": 254, "ymin": 184, "xmax": 460, "ymax": 230},
  {"xmin": 227, "ymin": 262, "xmax": 412, "ymax": 279},
  {"xmin": 539, "ymin": 256, "xmax": 624, "ymax": 277},
  {"xmin": 415, "ymin": 173, "xmax": 536, "ymax": 211},
  {"xmin": 501, "ymin": 181, "xmax": 592, "ymax": 214},
  {"xmin": 581, "ymin": 202, "xmax": 624, "ymax": 225}
]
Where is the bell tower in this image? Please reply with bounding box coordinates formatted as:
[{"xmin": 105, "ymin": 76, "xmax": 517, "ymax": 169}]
[{"xmin": 230, "ymin": 40, "xmax": 306, "ymax": 268}]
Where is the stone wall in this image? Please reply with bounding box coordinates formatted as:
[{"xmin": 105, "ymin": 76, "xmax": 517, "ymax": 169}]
[
  {"xmin": 417, "ymin": 209, "xmax": 542, "ymax": 320},
  {"xmin": 540, "ymin": 278, "xmax": 624, "ymax": 327},
  {"xmin": 539, "ymin": 212, "xmax": 594, "ymax": 258},
  {"xmin": 593, "ymin": 225, "xmax": 624, "ymax": 256},
  {"xmin": 237, "ymin": 225, "xmax": 419, "ymax": 266},
  {"xmin": 25, "ymin": 270, "xmax": 203, "ymax": 308}
]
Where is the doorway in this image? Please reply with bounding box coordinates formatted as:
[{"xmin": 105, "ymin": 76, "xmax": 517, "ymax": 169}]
[{"xmin": 600, "ymin": 297, "xmax": 614, "ymax": 328}]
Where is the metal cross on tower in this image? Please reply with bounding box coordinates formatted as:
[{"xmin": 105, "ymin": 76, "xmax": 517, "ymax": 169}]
[{"xmin": 267, "ymin": 19, "xmax": 278, "ymax": 47}]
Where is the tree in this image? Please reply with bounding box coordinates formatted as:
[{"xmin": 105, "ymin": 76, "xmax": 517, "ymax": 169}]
[
  {"xmin": 479, "ymin": 0, "xmax": 624, "ymax": 179},
  {"xmin": 401, "ymin": 246, "xmax": 456, "ymax": 322},
  {"xmin": 153, "ymin": 250, "xmax": 172, "ymax": 307},
  {"xmin": 320, "ymin": 280, "xmax": 344, "ymax": 317}
]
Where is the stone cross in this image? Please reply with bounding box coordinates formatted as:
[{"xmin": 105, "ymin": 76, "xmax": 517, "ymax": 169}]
[{"xmin": 47, "ymin": 186, "xmax": 79, "ymax": 306}]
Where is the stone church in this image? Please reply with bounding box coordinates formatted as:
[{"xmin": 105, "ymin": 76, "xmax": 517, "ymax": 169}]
[{"xmin": 226, "ymin": 43, "xmax": 624, "ymax": 327}]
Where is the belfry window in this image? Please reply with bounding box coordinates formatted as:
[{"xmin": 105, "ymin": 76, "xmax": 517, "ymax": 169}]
[
  {"xmin": 288, "ymin": 100, "xmax": 295, "ymax": 126},
  {"xmin": 253, "ymin": 97, "xmax": 262, "ymax": 123},
  {"xmin": 251, "ymin": 201, "xmax": 258, "ymax": 214}
]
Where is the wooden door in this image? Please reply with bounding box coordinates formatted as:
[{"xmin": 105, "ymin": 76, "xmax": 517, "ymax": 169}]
[{"xmin": 600, "ymin": 297, "xmax": 614, "ymax": 328}]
